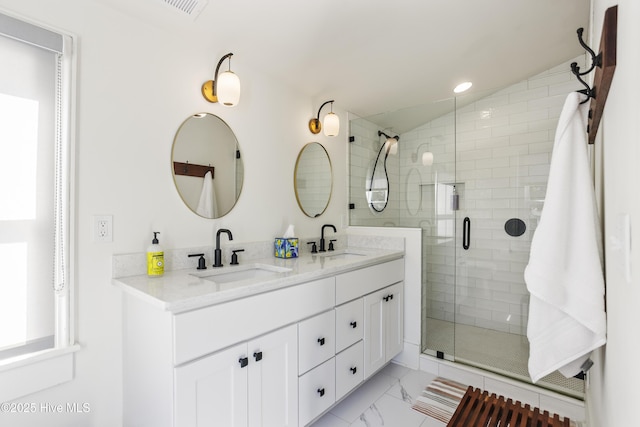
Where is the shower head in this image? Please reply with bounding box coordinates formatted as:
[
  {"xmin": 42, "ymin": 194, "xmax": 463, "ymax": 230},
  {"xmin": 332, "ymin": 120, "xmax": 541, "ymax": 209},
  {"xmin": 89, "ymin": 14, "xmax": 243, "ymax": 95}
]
[
  {"xmin": 378, "ymin": 130, "xmax": 399, "ymax": 155},
  {"xmin": 378, "ymin": 130, "xmax": 399, "ymax": 142}
]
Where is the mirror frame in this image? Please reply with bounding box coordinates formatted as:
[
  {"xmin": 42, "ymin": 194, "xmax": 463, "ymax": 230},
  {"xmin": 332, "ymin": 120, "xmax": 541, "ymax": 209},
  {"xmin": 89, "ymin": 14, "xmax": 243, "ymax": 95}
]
[
  {"xmin": 294, "ymin": 142, "xmax": 333, "ymax": 218},
  {"xmin": 171, "ymin": 113, "xmax": 244, "ymax": 219}
]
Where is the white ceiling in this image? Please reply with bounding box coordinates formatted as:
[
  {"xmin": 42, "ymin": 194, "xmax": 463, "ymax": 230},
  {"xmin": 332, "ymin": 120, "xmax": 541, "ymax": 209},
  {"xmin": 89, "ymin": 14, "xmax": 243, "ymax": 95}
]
[{"xmin": 96, "ymin": 0, "xmax": 591, "ymax": 133}]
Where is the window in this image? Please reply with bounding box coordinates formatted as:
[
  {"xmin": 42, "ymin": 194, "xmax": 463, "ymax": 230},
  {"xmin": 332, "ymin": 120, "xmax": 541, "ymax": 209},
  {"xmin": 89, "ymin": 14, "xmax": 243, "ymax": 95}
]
[{"xmin": 0, "ymin": 11, "xmax": 76, "ymax": 401}]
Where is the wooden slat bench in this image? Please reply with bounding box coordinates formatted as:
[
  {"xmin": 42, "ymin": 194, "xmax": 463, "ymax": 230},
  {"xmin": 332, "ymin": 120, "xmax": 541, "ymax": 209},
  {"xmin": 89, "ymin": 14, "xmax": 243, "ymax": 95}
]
[{"xmin": 447, "ymin": 386, "xmax": 573, "ymax": 427}]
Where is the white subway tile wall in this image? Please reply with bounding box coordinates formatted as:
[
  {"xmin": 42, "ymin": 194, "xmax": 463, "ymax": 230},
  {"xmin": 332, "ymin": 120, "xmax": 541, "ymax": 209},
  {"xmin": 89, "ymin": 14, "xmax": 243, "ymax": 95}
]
[{"xmin": 350, "ymin": 56, "xmax": 586, "ymax": 340}]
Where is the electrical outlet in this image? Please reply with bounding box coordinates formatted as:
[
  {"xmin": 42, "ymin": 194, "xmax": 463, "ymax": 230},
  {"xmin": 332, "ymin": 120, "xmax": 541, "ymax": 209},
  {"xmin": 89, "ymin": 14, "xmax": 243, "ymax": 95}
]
[{"xmin": 93, "ymin": 215, "xmax": 113, "ymax": 242}]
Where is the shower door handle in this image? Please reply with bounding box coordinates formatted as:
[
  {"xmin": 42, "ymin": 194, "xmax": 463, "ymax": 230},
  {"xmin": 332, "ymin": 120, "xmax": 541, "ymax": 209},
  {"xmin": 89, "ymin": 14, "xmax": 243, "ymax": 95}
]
[{"xmin": 463, "ymin": 217, "xmax": 470, "ymax": 250}]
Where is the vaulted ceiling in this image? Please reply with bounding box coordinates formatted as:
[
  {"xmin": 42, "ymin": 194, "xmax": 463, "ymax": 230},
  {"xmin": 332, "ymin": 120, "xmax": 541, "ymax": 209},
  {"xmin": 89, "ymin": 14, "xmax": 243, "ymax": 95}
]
[{"xmin": 96, "ymin": 0, "xmax": 591, "ymax": 133}]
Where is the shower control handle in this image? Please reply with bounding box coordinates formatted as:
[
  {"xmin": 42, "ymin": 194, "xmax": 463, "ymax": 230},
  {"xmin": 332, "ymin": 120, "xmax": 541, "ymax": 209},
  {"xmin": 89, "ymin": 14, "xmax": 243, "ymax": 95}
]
[{"xmin": 463, "ymin": 217, "xmax": 471, "ymax": 250}]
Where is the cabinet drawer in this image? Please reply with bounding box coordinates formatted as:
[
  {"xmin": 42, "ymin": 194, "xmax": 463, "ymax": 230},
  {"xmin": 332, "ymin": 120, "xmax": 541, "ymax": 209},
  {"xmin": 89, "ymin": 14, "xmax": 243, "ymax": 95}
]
[
  {"xmin": 335, "ymin": 298, "xmax": 363, "ymax": 353},
  {"xmin": 336, "ymin": 258, "xmax": 404, "ymax": 305},
  {"xmin": 174, "ymin": 277, "xmax": 335, "ymax": 365},
  {"xmin": 335, "ymin": 341, "xmax": 363, "ymax": 401},
  {"xmin": 298, "ymin": 358, "xmax": 335, "ymax": 427},
  {"xmin": 298, "ymin": 310, "xmax": 335, "ymax": 375}
]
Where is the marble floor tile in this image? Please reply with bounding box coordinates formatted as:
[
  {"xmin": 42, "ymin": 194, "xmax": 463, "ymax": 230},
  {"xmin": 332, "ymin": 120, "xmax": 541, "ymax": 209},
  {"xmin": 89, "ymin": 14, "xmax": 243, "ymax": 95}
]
[
  {"xmin": 313, "ymin": 363, "xmax": 439, "ymax": 427},
  {"xmin": 348, "ymin": 394, "xmax": 425, "ymax": 427},
  {"xmin": 325, "ymin": 369, "xmax": 399, "ymax": 423}
]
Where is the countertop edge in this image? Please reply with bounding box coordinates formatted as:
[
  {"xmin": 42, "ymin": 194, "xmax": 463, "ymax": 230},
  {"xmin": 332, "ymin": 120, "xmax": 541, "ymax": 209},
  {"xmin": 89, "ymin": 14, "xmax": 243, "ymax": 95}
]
[{"xmin": 113, "ymin": 249, "xmax": 404, "ymax": 314}]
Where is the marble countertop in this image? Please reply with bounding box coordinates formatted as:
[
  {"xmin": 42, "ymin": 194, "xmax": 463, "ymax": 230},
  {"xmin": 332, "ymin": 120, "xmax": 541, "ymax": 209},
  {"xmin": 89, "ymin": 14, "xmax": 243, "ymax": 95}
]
[{"xmin": 112, "ymin": 247, "xmax": 404, "ymax": 313}]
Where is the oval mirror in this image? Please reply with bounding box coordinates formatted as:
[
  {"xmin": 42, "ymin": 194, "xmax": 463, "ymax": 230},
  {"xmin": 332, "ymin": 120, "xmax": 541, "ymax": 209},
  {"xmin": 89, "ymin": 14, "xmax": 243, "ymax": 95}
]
[
  {"xmin": 171, "ymin": 113, "xmax": 244, "ymax": 218},
  {"xmin": 294, "ymin": 142, "xmax": 332, "ymax": 217}
]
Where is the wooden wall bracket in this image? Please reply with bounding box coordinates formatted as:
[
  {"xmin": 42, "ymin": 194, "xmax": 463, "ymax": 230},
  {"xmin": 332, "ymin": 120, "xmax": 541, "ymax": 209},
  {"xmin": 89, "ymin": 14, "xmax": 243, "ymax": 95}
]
[
  {"xmin": 173, "ymin": 161, "xmax": 215, "ymax": 178},
  {"xmin": 587, "ymin": 5, "xmax": 617, "ymax": 144}
]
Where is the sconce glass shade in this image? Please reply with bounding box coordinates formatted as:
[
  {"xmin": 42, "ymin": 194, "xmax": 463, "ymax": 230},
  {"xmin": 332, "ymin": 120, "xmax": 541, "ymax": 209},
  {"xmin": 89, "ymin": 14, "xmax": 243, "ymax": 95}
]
[
  {"xmin": 216, "ymin": 71, "xmax": 241, "ymax": 107},
  {"xmin": 422, "ymin": 151, "xmax": 434, "ymax": 165},
  {"xmin": 323, "ymin": 112, "xmax": 340, "ymax": 137}
]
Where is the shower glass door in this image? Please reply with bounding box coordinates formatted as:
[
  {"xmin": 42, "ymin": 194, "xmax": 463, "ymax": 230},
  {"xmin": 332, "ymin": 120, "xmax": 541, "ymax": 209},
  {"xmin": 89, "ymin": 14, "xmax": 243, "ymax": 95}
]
[
  {"xmin": 450, "ymin": 84, "xmax": 583, "ymax": 398},
  {"xmin": 349, "ymin": 56, "xmax": 586, "ymax": 398}
]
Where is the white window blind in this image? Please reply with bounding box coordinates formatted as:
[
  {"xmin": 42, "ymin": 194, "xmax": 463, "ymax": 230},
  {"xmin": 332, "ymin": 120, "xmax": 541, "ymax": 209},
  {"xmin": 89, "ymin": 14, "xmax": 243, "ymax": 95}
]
[{"xmin": 0, "ymin": 12, "xmax": 71, "ymax": 360}]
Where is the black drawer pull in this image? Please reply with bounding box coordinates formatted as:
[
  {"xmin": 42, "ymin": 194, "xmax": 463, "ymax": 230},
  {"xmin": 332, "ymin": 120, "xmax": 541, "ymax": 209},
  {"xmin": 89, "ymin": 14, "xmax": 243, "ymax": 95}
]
[
  {"xmin": 317, "ymin": 388, "xmax": 325, "ymax": 397},
  {"xmin": 384, "ymin": 294, "xmax": 394, "ymax": 302},
  {"xmin": 253, "ymin": 351, "xmax": 263, "ymax": 362},
  {"xmin": 350, "ymin": 321, "xmax": 357, "ymax": 328},
  {"xmin": 350, "ymin": 366, "xmax": 357, "ymax": 374},
  {"xmin": 317, "ymin": 337, "xmax": 325, "ymax": 346},
  {"xmin": 239, "ymin": 357, "xmax": 248, "ymax": 368}
]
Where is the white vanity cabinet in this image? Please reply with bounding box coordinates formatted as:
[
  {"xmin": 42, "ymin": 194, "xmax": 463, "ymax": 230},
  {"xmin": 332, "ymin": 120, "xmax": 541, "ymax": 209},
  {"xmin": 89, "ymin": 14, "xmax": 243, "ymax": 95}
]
[
  {"xmin": 120, "ymin": 256, "xmax": 404, "ymax": 427},
  {"xmin": 363, "ymin": 281, "xmax": 404, "ymax": 377},
  {"xmin": 335, "ymin": 258, "xmax": 404, "ymax": 380},
  {"xmin": 175, "ymin": 324, "xmax": 298, "ymax": 427}
]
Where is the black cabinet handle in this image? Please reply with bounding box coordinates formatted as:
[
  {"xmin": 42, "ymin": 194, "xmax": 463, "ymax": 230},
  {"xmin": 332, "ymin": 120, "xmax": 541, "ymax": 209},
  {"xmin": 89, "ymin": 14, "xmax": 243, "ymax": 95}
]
[
  {"xmin": 463, "ymin": 216, "xmax": 471, "ymax": 250},
  {"xmin": 383, "ymin": 294, "xmax": 394, "ymax": 302},
  {"xmin": 350, "ymin": 366, "xmax": 357, "ymax": 374},
  {"xmin": 253, "ymin": 351, "xmax": 262, "ymax": 362},
  {"xmin": 317, "ymin": 388, "xmax": 325, "ymax": 397},
  {"xmin": 350, "ymin": 321, "xmax": 357, "ymax": 328},
  {"xmin": 239, "ymin": 357, "xmax": 248, "ymax": 368},
  {"xmin": 317, "ymin": 337, "xmax": 325, "ymax": 346}
]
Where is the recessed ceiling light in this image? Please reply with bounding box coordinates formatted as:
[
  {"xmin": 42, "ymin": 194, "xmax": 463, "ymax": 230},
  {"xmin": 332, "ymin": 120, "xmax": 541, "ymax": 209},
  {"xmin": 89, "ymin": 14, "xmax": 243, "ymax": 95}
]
[{"xmin": 454, "ymin": 82, "xmax": 473, "ymax": 93}]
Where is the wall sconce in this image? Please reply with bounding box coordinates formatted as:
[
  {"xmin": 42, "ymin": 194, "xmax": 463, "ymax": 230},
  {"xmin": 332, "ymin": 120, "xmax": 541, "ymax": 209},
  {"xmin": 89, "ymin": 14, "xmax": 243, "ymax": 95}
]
[
  {"xmin": 378, "ymin": 131, "xmax": 399, "ymax": 155},
  {"xmin": 201, "ymin": 52, "xmax": 240, "ymax": 106},
  {"xmin": 309, "ymin": 100, "xmax": 339, "ymax": 136},
  {"xmin": 411, "ymin": 143, "xmax": 434, "ymax": 166}
]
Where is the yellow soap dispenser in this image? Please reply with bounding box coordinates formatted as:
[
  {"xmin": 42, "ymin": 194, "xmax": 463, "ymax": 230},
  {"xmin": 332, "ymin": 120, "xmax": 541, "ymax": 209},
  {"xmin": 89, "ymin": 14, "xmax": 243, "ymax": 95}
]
[{"xmin": 147, "ymin": 232, "xmax": 164, "ymax": 277}]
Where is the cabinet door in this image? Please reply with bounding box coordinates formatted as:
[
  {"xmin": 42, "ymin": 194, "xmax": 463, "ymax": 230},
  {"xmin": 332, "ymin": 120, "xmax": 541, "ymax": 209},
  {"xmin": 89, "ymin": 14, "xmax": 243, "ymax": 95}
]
[
  {"xmin": 384, "ymin": 282, "xmax": 404, "ymax": 361},
  {"xmin": 363, "ymin": 287, "xmax": 386, "ymax": 378},
  {"xmin": 175, "ymin": 342, "xmax": 248, "ymax": 427},
  {"xmin": 248, "ymin": 324, "xmax": 298, "ymax": 427},
  {"xmin": 363, "ymin": 283, "xmax": 405, "ymax": 378}
]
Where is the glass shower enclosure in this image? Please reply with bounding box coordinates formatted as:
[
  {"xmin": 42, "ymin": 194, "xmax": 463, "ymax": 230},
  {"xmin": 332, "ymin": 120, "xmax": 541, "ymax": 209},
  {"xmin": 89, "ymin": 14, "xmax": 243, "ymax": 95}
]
[{"xmin": 348, "ymin": 57, "xmax": 586, "ymax": 399}]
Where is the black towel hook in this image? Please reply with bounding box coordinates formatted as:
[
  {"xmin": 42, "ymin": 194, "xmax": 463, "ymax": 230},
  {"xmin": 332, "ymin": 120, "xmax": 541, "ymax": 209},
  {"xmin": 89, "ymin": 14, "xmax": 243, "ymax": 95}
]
[{"xmin": 571, "ymin": 27, "xmax": 602, "ymax": 105}]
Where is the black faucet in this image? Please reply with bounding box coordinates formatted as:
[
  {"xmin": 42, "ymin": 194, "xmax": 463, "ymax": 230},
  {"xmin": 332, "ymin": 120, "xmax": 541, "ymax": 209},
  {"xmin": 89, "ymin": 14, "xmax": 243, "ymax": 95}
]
[
  {"xmin": 213, "ymin": 229, "xmax": 233, "ymax": 267},
  {"xmin": 319, "ymin": 224, "xmax": 336, "ymax": 252}
]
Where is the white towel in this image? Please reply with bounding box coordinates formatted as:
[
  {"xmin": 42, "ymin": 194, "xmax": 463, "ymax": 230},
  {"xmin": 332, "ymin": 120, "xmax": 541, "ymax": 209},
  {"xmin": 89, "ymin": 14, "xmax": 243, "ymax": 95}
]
[
  {"xmin": 524, "ymin": 92, "xmax": 606, "ymax": 383},
  {"xmin": 196, "ymin": 171, "xmax": 218, "ymax": 218}
]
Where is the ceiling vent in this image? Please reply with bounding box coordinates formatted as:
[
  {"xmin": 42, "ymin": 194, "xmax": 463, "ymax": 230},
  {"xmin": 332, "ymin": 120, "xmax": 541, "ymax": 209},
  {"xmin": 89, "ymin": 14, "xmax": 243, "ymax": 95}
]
[{"xmin": 161, "ymin": 0, "xmax": 209, "ymax": 20}]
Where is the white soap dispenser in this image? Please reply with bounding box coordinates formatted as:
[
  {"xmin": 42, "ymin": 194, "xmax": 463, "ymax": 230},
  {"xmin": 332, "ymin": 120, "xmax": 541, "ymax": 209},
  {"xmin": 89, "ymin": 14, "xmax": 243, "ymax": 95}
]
[{"xmin": 147, "ymin": 232, "xmax": 164, "ymax": 277}]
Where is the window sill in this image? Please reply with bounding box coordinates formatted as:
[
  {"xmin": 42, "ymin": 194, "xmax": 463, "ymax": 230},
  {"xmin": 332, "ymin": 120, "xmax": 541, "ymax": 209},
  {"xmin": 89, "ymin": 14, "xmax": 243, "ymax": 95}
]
[{"xmin": 0, "ymin": 344, "xmax": 80, "ymax": 402}]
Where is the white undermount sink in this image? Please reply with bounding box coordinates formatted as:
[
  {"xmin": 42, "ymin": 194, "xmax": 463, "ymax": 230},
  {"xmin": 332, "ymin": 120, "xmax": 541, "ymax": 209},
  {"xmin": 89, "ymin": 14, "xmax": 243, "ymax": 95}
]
[
  {"xmin": 318, "ymin": 249, "xmax": 368, "ymax": 260},
  {"xmin": 190, "ymin": 264, "xmax": 292, "ymax": 284}
]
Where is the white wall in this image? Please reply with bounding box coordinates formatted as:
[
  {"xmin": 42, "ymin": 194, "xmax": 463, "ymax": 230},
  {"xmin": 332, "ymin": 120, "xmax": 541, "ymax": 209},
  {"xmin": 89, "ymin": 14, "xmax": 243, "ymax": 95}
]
[
  {"xmin": 0, "ymin": 1, "xmax": 347, "ymax": 426},
  {"xmin": 588, "ymin": 1, "xmax": 640, "ymax": 425}
]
